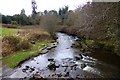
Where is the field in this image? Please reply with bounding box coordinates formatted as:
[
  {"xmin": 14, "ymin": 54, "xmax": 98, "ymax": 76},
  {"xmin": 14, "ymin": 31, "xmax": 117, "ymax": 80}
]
[{"xmin": 0, "ymin": 28, "xmax": 22, "ymax": 37}]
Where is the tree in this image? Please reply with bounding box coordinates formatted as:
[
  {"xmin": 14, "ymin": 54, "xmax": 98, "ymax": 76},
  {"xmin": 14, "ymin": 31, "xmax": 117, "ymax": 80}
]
[
  {"xmin": 20, "ymin": 9, "xmax": 25, "ymax": 15},
  {"xmin": 40, "ymin": 12, "xmax": 60, "ymax": 34},
  {"xmin": 44, "ymin": 10, "xmax": 48, "ymax": 15},
  {"xmin": 58, "ymin": 6, "xmax": 69, "ymax": 24},
  {"xmin": 32, "ymin": 0, "xmax": 37, "ymax": 14},
  {"xmin": 16, "ymin": 9, "xmax": 30, "ymax": 25},
  {"xmin": 48, "ymin": 10, "xmax": 57, "ymax": 15},
  {"xmin": 2, "ymin": 15, "xmax": 12, "ymax": 24}
]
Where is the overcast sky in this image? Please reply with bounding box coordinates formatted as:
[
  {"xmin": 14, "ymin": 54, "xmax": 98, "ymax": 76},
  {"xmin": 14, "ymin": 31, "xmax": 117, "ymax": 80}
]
[{"xmin": 0, "ymin": 0, "xmax": 91, "ymax": 16}]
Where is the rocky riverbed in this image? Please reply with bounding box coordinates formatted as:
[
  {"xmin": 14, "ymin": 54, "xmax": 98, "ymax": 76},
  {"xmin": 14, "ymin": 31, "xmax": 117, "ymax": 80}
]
[{"xmin": 2, "ymin": 33, "xmax": 120, "ymax": 79}]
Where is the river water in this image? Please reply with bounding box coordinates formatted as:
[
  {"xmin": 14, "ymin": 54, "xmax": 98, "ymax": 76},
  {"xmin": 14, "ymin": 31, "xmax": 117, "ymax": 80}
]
[{"xmin": 3, "ymin": 33, "xmax": 120, "ymax": 79}]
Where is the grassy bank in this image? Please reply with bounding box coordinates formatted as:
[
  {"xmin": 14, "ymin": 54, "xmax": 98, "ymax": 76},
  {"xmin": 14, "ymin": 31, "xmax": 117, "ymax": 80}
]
[
  {"xmin": 72, "ymin": 37, "xmax": 119, "ymax": 55},
  {"xmin": 84, "ymin": 39, "xmax": 117, "ymax": 53},
  {"xmin": 3, "ymin": 42, "xmax": 48, "ymax": 68},
  {"xmin": 60, "ymin": 26, "xmax": 120, "ymax": 56},
  {"xmin": 2, "ymin": 26, "xmax": 53, "ymax": 68}
]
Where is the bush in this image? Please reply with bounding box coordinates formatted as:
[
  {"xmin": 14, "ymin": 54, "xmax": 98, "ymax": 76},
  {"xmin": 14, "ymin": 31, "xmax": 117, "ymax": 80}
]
[
  {"xmin": 2, "ymin": 36, "xmax": 31, "ymax": 57},
  {"xmin": 2, "ymin": 36, "xmax": 20, "ymax": 51},
  {"xmin": 2, "ymin": 42, "xmax": 13, "ymax": 57},
  {"xmin": 2, "ymin": 36, "xmax": 19, "ymax": 44},
  {"xmin": 28, "ymin": 33, "xmax": 41, "ymax": 41},
  {"xmin": 18, "ymin": 39, "xmax": 31, "ymax": 50},
  {"xmin": 40, "ymin": 14, "xmax": 60, "ymax": 34},
  {"xmin": 28, "ymin": 33, "xmax": 52, "ymax": 42}
]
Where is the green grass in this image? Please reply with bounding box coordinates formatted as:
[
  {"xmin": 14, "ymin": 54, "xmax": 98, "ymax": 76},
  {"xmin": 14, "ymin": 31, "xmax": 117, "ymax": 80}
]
[
  {"xmin": 85, "ymin": 40, "xmax": 95, "ymax": 47},
  {"xmin": 3, "ymin": 42, "xmax": 48, "ymax": 68},
  {"xmin": 0, "ymin": 28, "xmax": 22, "ymax": 37},
  {"xmin": 85, "ymin": 39, "xmax": 115, "ymax": 51}
]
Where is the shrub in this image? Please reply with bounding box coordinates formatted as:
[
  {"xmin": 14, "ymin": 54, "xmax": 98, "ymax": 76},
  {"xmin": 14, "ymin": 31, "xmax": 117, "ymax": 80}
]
[
  {"xmin": 2, "ymin": 36, "xmax": 31, "ymax": 57},
  {"xmin": 2, "ymin": 36, "xmax": 19, "ymax": 44},
  {"xmin": 28, "ymin": 33, "xmax": 52, "ymax": 42},
  {"xmin": 2, "ymin": 36, "xmax": 20, "ymax": 51},
  {"xmin": 11, "ymin": 21, "xmax": 18, "ymax": 25},
  {"xmin": 17, "ymin": 39, "xmax": 31, "ymax": 50},
  {"xmin": 28, "ymin": 33, "xmax": 41, "ymax": 41},
  {"xmin": 2, "ymin": 42, "xmax": 13, "ymax": 57},
  {"xmin": 40, "ymin": 14, "xmax": 60, "ymax": 34}
]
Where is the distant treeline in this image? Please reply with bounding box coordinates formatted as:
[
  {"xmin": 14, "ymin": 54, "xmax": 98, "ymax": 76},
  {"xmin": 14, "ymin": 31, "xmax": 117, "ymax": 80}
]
[
  {"xmin": 2, "ymin": 9, "xmax": 36, "ymax": 25},
  {"xmin": 1, "ymin": 6, "xmax": 71, "ymax": 25}
]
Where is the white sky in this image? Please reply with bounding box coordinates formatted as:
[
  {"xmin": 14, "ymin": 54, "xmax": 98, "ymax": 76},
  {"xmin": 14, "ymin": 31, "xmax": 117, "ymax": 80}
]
[{"xmin": 0, "ymin": 0, "xmax": 91, "ymax": 16}]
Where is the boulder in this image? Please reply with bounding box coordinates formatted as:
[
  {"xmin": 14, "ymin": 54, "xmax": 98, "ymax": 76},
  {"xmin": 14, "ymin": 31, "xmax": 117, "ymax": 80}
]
[{"xmin": 48, "ymin": 62, "xmax": 56, "ymax": 71}]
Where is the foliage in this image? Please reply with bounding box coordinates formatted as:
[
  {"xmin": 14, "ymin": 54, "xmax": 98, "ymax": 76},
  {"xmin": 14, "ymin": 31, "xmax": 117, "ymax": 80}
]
[
  {"xmin": 40, "ymin": 12, "xmax": 60, "ymax": 34},
  {"xmin": 58, "ymin": 6, "xmax": 69, "ymax": 25},
  {"xmin": 11, "ymin": 21, "xmax": 18, "ymax": 25},
  {"xmin": 2, "ymin": 15, "xmax": 12, "ymax": 24}
]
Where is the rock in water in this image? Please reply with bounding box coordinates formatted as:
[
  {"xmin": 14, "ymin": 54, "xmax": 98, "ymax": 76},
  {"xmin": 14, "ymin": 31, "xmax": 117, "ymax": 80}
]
[
  {"xmin": 81, "ymin": 63, "xmax": 86, "ymax": 69},
  {"xmin": 74, "ymin": 54, "xmax": 83, "ymax": 60},
  {"xmin": 26, "ymin": 66, "xmax": 30, "ymax": 69},
  {"xmin": 79, "ymin": 54, "xmax": 83, "ymax": 59},
  {"xmin": 32, "ymin": 72, "xmax": 43, "ymax": 79},
  {"xmin": 75, "ymin": 56, "xmax": 81, "ymax": 60},
  {"xmin": 48, "ymin": 62, "xmax": 56, "ymax": 71},
  {"xmin": 64, "ymin": 72, "xmax": 69, "ymax": 77},
  {"xmin": 48, "ymin": 58, "xmax": 54, "ymax": 61},
  {"xmin": 30, "ymin": 67, "xmax": 35, "ymax": 71}
]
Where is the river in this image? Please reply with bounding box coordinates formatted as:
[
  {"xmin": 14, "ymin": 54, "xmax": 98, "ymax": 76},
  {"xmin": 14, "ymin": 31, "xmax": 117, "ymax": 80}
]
[{"xmin": 3, "ymin": 32, "xmax": 120, "ymax": 79}]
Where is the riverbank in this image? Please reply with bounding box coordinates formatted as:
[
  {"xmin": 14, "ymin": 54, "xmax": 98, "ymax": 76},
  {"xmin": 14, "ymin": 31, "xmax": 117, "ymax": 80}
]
[
  {"xmin": 2, "ymin": 26, "xmax": 54, "ymax": 68},
  {"xmin": 58, "ymin": 26, "xmax": 120, "ymax": 57},
  {"xmin": 3, "ymin": 42, "xmax": 48, "ymax": 68}
]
